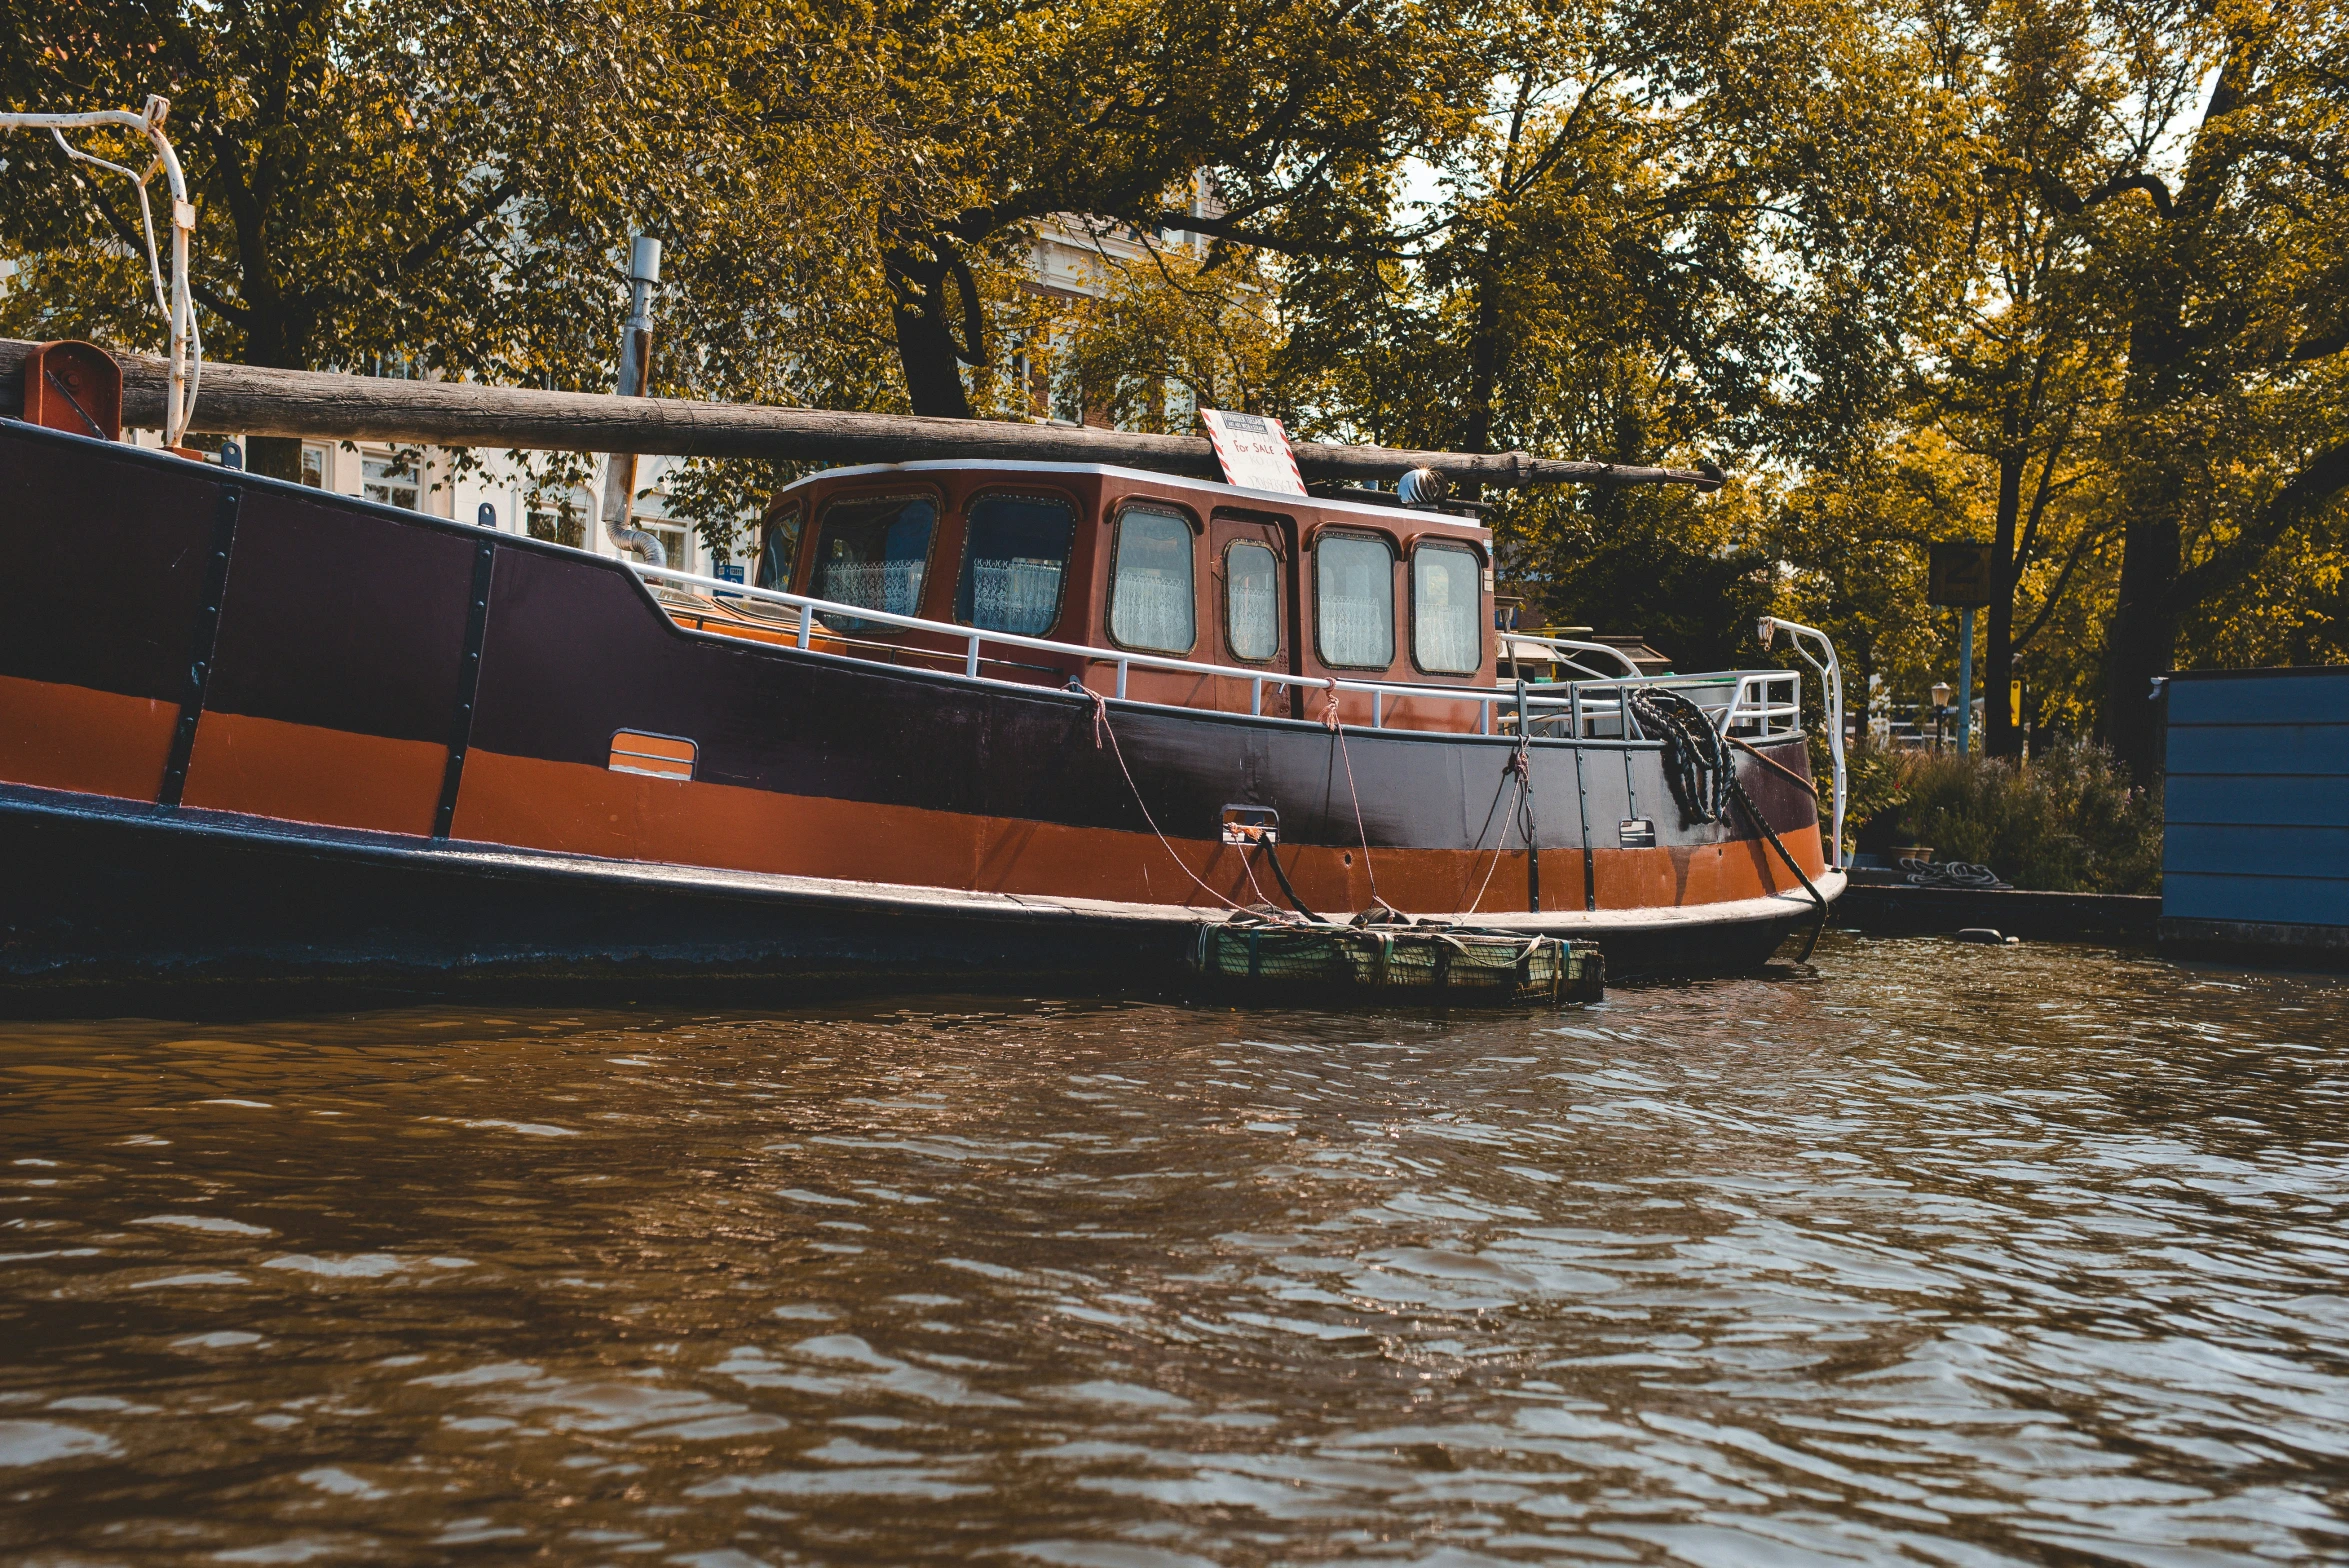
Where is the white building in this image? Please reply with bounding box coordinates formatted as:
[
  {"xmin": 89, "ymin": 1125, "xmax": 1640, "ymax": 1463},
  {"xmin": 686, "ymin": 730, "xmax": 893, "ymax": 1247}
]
[
  {"xmin": 280, "ymin": 439, "xmax": 707, "ymax": 576},
  {"xmin": 170, "ymin": 180, "xmax": 1226, "ymax": 568}
]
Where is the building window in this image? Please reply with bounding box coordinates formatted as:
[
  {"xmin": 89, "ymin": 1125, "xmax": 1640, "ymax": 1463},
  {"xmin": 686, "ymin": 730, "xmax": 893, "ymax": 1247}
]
[
  {"xmin": 527, "ymin": 506, "xmax": 586, "ymax": 549},
  {"xmin": 956, "ymin": 493, "xmax": 1073, "ymax": 637},
  {"xmin": 1224, "ymin": 540, "xmax": 1280, "ymax": 663},
  {"xmin": 1049, "ymin": 334, "xmax": 1085, "ymax": 425},
  {"xmin": 1108, "ymin": 504, "xmax": 1196, "ymax": 653},
  {"xmin": 644, "ymin": 520, "xmax": 692, "ymax": 573},
  {"xmin": 812, "ymin": 493, "xmax": 937, "ymax": 630},
  {"xmin": 300, "ymin": 444, "xmax": 328, "ymax": 488},
  {"xmin": 362, "ymin": 454, "xmax": 420, "ymax": 510},
  {"xmin": 1412, "ymin": 542, "xmax": 1483, "ymax": 674},
  {"xmin": 1315, "ymin": 533, "xmax": 1395, "ymax": 669}
]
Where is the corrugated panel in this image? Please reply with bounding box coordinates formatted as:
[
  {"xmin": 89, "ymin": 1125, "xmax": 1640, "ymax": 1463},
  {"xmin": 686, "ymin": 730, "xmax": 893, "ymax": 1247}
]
[
  {"xmin": 2161, "ymin": 871, "xmax": 2349, "ymax": 926},
  {"xmin": 2165, "ymin": 824, "xmax": 2349, "ymax": 879},
  {"xmin": 2166, "ymin": 774, "xmax": 2349, "ymax": 828},
  {"xmin": 2163, "ymin": 723, "xmax": 2349, "ymax": 777},
  {"xmin": 2163, "ymin": 669, "xmax": 2349, "ymax": 929},
  {"xmin": 2168, "ymin": 669, "xmax": 2349, "ymax": 726}
]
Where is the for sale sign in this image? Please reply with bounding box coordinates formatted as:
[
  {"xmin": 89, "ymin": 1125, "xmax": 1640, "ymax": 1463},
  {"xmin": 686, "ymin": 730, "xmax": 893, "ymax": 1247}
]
[{"xmin": 1199, "ymin": 409, "xmax": 1306, "ymax": 497}]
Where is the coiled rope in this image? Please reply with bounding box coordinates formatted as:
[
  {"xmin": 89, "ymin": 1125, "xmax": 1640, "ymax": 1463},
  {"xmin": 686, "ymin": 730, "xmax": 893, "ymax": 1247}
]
[{"xmin": 1623, "ymin": 688, "xmax": 1830, "ymax": 961}]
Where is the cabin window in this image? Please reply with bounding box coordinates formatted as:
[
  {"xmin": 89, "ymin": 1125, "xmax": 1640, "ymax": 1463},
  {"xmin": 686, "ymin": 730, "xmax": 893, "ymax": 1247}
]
[
  {"xmin": 754, "ymin": 504, "xmax": 801, "ymax": 591},
  {"xmin": 1108, "ymin": 504, "xmax": 1196, "ymax": 653},
  {"xmin": 1315, "ymin": 532, "xmax": 1395, "ymax": 668},
  {"xmin": 1412, "ymin": 542, "xmax": 1483, "ymax": 674},
  {"xmin": 811, "ymin": 493, "xmax": 937, "ymax": 630},
  {"xmin": 1224, "ymin": 541, "xmax": 1281, "ymax": 663},
  {"xmin": 957, "ymin": 493, "xmax": 1074, "ymax": 637}
]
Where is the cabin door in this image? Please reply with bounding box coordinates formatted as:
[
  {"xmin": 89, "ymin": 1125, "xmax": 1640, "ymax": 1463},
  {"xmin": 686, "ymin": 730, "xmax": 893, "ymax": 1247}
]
[{"xmin": 1207, "ymin": 510, "xmax": 1301, "ymax": 717}]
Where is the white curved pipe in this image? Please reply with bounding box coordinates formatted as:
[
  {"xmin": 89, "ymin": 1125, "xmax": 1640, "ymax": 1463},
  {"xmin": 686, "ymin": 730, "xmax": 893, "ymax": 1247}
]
[
  {"xmin": 0, "ymin": 97, "xmax": 198, "ymax": 445},
  {"xmin": 1758, "ymin": 616, "xmax": 1846, "ymax": 868}
]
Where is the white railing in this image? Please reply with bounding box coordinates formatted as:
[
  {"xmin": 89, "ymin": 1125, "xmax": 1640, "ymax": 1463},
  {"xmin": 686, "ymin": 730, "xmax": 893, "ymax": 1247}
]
[
  {"xmin": 643, "ymin": 561, "xmax": 1518, "ymax": 734},
  {"xmin": 1759, "ymin": 616, "xmax": 1847, "ymax": 867},
  {"xmin": 1498, "ymin": 632, "xmax": 1645, "ymax": 680},
  {"xmin": 636, "ymin": 565, "xmax": 1841, "ymax": 828}
]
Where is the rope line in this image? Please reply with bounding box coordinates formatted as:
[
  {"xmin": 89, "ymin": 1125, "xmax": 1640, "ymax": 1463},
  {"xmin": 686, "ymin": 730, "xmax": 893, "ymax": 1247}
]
[
  {"xmin": 1624, "ymin": 688, "xmax": 1831, "ymax": 961},
  {"xmin": 1455, "ymin": 750, "xmax": 1524, "ymax": 916},
  {"xmin": 1086, "ymin": 689, "xmax": 1247, "ymax": 913},
  {"xmin": 1321, "ymin": 688, "xmax": 1389, "ymax": 914}
]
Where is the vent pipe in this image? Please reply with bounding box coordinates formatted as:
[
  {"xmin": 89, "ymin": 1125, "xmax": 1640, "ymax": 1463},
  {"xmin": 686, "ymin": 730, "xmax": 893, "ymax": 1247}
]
[{"xmin": 600, "ymin": 234, "xmax": 665, "ymax": 566}]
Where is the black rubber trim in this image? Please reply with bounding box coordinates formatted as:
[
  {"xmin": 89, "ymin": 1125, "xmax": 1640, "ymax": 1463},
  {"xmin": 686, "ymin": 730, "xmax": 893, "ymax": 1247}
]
[
  {"xmin": 158, "ymin": 484, "xmax": 241, "ymax": 808},
  {"xmin": 433, "ymin": 537, "xmax": 498, "ymax": 839}
]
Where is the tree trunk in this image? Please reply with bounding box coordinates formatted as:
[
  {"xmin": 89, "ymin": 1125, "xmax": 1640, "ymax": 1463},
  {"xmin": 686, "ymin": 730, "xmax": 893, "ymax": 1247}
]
[
  {"xmin": 890, "ymin": 290, "xmax": 975, "ymax": 419},
  {"xmin": 1985, "ymin": 450, "xmax": 2024, "ymax": 758},
  {"xmin": 2104, "ymin": 447, "xmax": 2184, "ymax": 777},
  {"xmin": 2101, "ymin": 263, "xmax": 2191, "ymax": 781},
  {"xmin": 1462, "ymin": 265, "xmax": 1502, "ymax": 456},
  {"xmin": 244, "ymin": 435, "xmax": 305, "ymax": 481},
  {"xmin": 883, "ymin": 234, "xmax": 975, "ymax": 420},
  {"xmin": 231, "ymin": 286, "xmax": 309, "ymax": 481}
]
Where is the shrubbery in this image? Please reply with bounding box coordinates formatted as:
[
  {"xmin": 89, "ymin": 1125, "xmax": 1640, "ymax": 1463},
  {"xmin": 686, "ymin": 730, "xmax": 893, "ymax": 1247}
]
[{"xmin": 1848, "ymin": 741, "xmax": 2163, "ymax": 894}]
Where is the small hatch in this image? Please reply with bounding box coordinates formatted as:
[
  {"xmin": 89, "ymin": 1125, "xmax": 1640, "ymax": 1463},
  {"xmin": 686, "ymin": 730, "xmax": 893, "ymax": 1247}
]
[
  {"xmin": 609, "ymin": 730, "xmax": 697, "ymax": 781},
  {"xmin": 1221, "ymin": 805, "xmax": 1279, "ymax": 846}
]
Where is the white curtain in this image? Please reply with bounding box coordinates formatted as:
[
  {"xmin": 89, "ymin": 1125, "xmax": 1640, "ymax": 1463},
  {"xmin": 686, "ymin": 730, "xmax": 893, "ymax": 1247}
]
[
  {"xmin": 821, "ymin": 559, "xmax": 926, "ymax": 617},
  {"xmin": 1110, "ymin": 509, "xmax": 1196, "ymax": 652},
  {"xmin": 1317, "ymin": 535, "xmax": 1394, "ymax": 667},
  {"xmin": 1413, "ymin": 546, "xmax": 1482, "ymax": 673},
  {"xmin": 1226, "ymin": 545, "xmax": 1280, "ymax": 662},
  {"xmin": 967, "ymin": 556, "xmax": 1063, "ymax": 636}
]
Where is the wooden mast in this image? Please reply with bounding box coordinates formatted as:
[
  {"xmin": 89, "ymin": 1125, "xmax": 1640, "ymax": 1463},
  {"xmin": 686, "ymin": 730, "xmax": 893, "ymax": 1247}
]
[{"xmin": 0, "ymin": 338, "xmax": 1724, "ymax": 492}]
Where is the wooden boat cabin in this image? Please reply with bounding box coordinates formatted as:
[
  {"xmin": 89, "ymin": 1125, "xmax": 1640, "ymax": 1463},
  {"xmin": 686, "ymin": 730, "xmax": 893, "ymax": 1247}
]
[{"xmin": 662, "ymin": 461, "xmax": 1501, "ymax": 733}]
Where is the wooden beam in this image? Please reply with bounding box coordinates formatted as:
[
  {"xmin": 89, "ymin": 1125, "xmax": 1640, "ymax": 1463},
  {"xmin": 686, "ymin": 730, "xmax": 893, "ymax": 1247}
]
[{"xmin": 0, "ymin": 338, "xmax": 1723, "ymax": 492}]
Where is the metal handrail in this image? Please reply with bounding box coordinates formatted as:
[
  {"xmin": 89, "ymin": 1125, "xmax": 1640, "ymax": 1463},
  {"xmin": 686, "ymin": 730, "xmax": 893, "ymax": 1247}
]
[
  {"xmin": 635, "ymin": 563, "xmax": 1823, "ymax": 776},
  {"xmin": 1759, "ymin": 616, "xmax": 1847, "ymax": 867},
  {"xmin": 637, "ymin": 561, "xmax": 1506, "ymax": 734},
  {"xmin": 1497, "ymin": 633, "xmax": 1644, "ymax": 679}
]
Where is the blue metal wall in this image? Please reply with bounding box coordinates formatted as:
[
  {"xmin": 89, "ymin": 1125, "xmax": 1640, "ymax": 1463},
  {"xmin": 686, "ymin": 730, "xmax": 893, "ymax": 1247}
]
[{"xmin": 2163, "ymin": 668, "xmax": 2349, "ymax": 929}]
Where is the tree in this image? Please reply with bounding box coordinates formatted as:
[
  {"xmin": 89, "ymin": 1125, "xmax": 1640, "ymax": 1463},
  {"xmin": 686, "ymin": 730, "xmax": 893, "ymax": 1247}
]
[
  {"xmin": 2010, "ymin": 0, "xmax": 2349, "ymax": 776},
  {"xmin": 0, "ymin": 0, "xmax": 688, "ymax": 476},
  {"xmin": 781, "ymin": 0, "xmax": 1489, "ymax": 417}
]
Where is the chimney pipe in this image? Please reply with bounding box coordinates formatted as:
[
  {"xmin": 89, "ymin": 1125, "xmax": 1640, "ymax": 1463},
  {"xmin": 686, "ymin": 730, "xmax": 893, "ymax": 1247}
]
[{"xmin": 601, "ymin": 234, "xmax": 665, "ymax": 566}]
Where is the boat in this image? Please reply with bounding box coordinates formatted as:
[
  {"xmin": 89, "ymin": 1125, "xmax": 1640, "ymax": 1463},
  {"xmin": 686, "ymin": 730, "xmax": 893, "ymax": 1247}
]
[{"xmin": 0, "ymin": 102, "xmax": 1847, "ymax": 1003}]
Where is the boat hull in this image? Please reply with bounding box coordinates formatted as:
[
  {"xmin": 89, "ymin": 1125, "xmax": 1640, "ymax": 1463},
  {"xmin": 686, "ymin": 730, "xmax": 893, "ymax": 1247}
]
[
  {"xmin": 0, "ymin": 418, "xmax": 1836, "ymax": 1002},
  {"xmin": 0, "ymin": 782, "xmax": 1832, "ymax": 1006}
]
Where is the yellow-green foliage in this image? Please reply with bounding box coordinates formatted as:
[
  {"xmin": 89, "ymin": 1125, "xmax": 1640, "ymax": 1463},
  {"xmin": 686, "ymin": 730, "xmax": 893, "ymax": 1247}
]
[{"xmin": 1890, "ymin": 743, "xmax": 2163, "ymax": 896}]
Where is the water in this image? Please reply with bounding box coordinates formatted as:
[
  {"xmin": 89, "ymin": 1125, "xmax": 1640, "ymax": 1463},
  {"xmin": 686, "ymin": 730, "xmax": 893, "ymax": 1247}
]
[{"xmin": 5, "ymin": 934, "xmax": 2348, "ymax": 1566}]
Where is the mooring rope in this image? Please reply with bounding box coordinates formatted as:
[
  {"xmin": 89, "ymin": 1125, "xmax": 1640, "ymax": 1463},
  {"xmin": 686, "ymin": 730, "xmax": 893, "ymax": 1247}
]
[
  {"xmin": 1625, "ymin": 688, "xmax": 1830, "ymax": 962},
  {"xmin": 1320, "ymin": 689, "xmax": 1392, "ymax": 915},
  {"xmin": 1084, "ymin": 688, "xmax": 1248, "ymax": 914},
  {"xmin": 1457, "ymin": 747, "xmax": 1527, "ymax": 916}
]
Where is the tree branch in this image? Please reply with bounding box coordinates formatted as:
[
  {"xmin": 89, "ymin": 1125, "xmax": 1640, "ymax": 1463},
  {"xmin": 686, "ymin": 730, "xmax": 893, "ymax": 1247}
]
[
  {"xmin": 393, "ymin": 176, "xmax": 521, "ymax": 279},
  {"xmin": 2170, "ymin": 436, "xmax": 2349, "ymax": 613},
  {"xmin": 2045, "ymin": 168, "xmax": 2176, "ymax": 219},
  {"xmin": 2288, "ymin": 325, "xmax": 2349, "ymax": 362},
  {"xmin": 2013, "ymin": 523, "xmax": 2111, "ymax": 651}
]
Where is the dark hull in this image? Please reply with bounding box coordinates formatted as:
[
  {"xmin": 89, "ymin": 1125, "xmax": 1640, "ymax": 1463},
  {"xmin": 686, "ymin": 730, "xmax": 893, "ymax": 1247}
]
[
  {"xmin": 0, "ymin": 418, "xmax": 1834, "ymax": 1002},
  {"xmin": 0, "ymin": 783, "xmax": 1822, "ymax": 1008}
]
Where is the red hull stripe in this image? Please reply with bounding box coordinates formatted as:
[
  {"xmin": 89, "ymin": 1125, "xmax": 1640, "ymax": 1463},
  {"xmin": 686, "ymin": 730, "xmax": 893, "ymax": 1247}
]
[
  {"xmin": 0, "ymin": 673, "xmax": 178, "ymax": 802},
  {"xmin": 453, "ymin": 747, "xmax": 1821, "ymax": 913},
  {"xmin": 180, "ymin": 710, "xmax": 447, "ymax": 838},
  {"xmin": 0, "ymin": 671, "xmax": 1823, "ymax": 911}
]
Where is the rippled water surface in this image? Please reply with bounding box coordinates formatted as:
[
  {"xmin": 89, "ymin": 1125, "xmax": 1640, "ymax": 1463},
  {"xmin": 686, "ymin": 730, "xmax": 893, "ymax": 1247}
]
[{"xmin": 6, "ymin": 934, "xmax": 2349, "ymax": 1566}]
